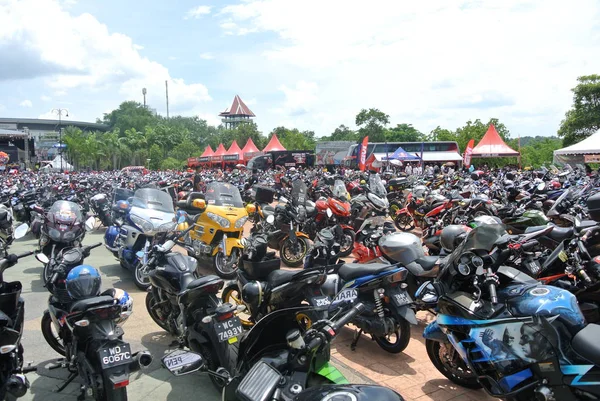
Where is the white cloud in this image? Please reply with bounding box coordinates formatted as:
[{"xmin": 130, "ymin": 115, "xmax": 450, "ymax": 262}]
[
  {"xmin": 40, "ymin": 95, "xmax": 52, "ymax": 102},
  {"xmin": 168, "ymin": 56, "xmax": 177, "ymax": 61},
  {"xmin": 199, "ymin": 52, "xmax": 214, "ymax": 60},
  {"xmin": 0, "ymin": 0, "xmax": 211, "ymax": 117},
  {"xmin": 218, "ymin": 0, "xmax": 600, "ymax": 137},
  {"xmin": 185, "ymin": 5, "xmax": 211, "ymax": 19},
  {"xmin": 19, "ymin": 99, "xmax": 33, "ymax": 107},
  {"xmin": 197, "ymin": 112, "xmax": 222, "ymax": 127},
  {"xmin": 133, "ymin": 44, "xmax": 144, "ymax": 50}
]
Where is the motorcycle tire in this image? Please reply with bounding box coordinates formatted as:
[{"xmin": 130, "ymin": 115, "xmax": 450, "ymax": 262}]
[
  {"xmin": 221, "ymin": 285, "xmax": 253, "ymax": 328},
  {"xmin": 145, "ymin": 292, "xmax": 171, "ymax": 333},
  {"xmin": 41, "ymin": 310, "xmax": 66, "ymax": 356},
  {"xmin": 338, "ymin": 228, "xmax": 356, "ymax": 258},
  {"xmin": 280, "ymin": 237, "xmax": 309, "ymax": 267},
  {"xmin": 425, "ymin": 339, "xmax": 481, "ymax": 389},
  {"xmin": 373, "ymin": 317, "xmax": 411, "ymax": 353},
  {"xmin": 133, "ymin": 264, "xmax": 151, "ymax": 290},
  {"xmin": 213, "ymin": 248, "xmax": 240, "ymax": 279},
  {"xmin": 99, "ymin": 372, "xmax": 128, "ymax": 401},
  {"xmin": 193, "ymin": 342, "xmax": 238, "ymax": 391},
  {"xmin": 394, "ymin": 213, "xmax": 415, "ymax": 231}
]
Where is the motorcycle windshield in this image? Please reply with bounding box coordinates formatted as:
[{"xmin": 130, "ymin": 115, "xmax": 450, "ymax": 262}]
[
  {"xmin": 291, "ymin": 179, "xmax": 308, "ymax": 207},
  {"xmin": 205, "ymin": 182, "xmax": 244, "ymax": 208},
  {"xmin": 332, "ymin": 180, "xmax": 349, "ymax": 199},
  {"xmin": 369, "ymin": 174, "xmax": 387, "ymax": 197},
  {"xmin": 49, "ymin": 201, "xmax": 83, "ymax": 223},
  {"xmin": 131, "ymin": 188, "xmax": 174, "ymax": 213},
  {"xmin": 547, "ymin": 188, "xmax": 569, "ymax": 216},
  {"xmin": 444, "ymin": 224, "xmax": 508, "ymax": 274}
]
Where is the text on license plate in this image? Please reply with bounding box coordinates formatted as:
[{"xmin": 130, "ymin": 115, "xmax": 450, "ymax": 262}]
[
  {"xmin": 332, "ymin": 288, "xmax": 358, "ymax": 305},
  {"xmin": 99, "ymin": 343, "xmax": 132, "ymax": 368},
  {"xmin": 215, "ymin": 317, "xmax": 243, "ymax": 342},
  {"xmin": 393, "ymin": 291, "xmax": 411, "ymax": 306}
]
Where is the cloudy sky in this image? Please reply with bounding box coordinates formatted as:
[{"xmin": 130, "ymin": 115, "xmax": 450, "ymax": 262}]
[{"xmin": 0, "ymin": 0, "xmax": 599, "ymax": 138}]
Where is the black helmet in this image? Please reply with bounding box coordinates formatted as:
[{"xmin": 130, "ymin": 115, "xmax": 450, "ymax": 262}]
[
  {"xmin": 440, "ymin": 225, "xmax": 471, "ymax": 253},
  {"xmin": 505, "ymin": 171, "xmax": 516, "ymax": 181},
  {"xmin": 242, "ymin": 281, "xmax": 263, "ymax": 309}
]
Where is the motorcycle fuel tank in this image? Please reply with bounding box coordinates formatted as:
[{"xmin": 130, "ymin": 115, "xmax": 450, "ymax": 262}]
[
  {"xmin": 104, "ymin": 226, "xmax": 119, "ymax": 249},
  {"xmin": 379, "ymin": 232, "xmax": 425, "ymax": 265}
]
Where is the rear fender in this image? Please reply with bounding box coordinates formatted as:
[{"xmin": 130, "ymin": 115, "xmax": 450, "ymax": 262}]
[
  {"xmin": 295, "ymin": 231, "xmax": 310, "ymax": 240},
  {"xmin": 339, "ymin": 224, "xmax": 353, "ymax": 231},
  {"xmin": 396, "ymin": 305, "xmax": 418, "ymax": 325}
]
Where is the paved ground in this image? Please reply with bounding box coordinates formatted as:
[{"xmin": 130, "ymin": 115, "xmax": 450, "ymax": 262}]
[{"xmin": 4, "ymin": 228, "xmax": 498, "ymax": 401}]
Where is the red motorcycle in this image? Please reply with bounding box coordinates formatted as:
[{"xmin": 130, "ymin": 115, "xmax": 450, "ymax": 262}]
[{"xmin": 393, "ymin": 192, "xmax": 454, "ymax": 232}]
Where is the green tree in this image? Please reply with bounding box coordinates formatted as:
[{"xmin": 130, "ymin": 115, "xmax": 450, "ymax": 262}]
[
  {"xmin": 428, "ymin": 126, "xmax": 456, "ymax": 142},
  {"xmin": 271, "ymin": 127, "xmax": 316, "ymax": 150},
  {"xmin": 148, "ymin": 144, "xmax": 162, "ymax": 170},
  {"xmin": 558, "ymin": 75, "xmax": 600, "ymax": 146},
  {"xmin": 355, "ymin": 108, "xmax": 389, "ymax": 142},
  {"xmin": 101, "ymin": 101, "xmax": 158, "ymax": 134},
  {"xmin": 327, "ymin": 124, "xmax": 357, "ymax": 141},
  {"xmin": 160, "ymin": 157, "xmax": 183, "ymax": 170},
  {"xmin": 385, "ymin": 123, "xmax": 424, "ymax": 142}
]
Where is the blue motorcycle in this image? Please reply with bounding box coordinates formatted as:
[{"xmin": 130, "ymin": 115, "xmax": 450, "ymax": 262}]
[{"xmin": 418, "ymin": 223, "xmax": 600, "ymax": 401}]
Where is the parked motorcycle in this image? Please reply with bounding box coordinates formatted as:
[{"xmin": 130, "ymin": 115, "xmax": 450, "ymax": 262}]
[{"xmin": 89, "ymin": 193, "xmax": 113, "ymax": 228}]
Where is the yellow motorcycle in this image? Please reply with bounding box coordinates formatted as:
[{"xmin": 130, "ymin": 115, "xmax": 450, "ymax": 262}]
[{"xmin": 176, "ymin": 182, "xmax": 254, "ymax": 279}]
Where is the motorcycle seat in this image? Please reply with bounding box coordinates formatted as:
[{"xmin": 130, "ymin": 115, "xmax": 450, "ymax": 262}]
[
  {"xmin": 186, "ymin": 275, "xmax": 223, "ymax": 292},
  {"xmin": 572, "ymin": 324, "xmax": 600, "ymax": 365},
  {"xmin": 0, "ymin": 310, "xmax": 12, "ymax": 328},
  {"xmin": 415, "ymin": 256, "xmax": 439, "ymax": 271},
  {"xmin": 260, "ymin": 204, "xmax": 275, "ymax": 216},
  {"xmin": 267, "ymin": 269, "xmax": 297, "ymax": 288},
  {"xmin": 525, "ymin": 225, "xmax": 573, "ymax": 241},
  {"xmin": 69, "ymin": 295, "xmax": 115, "ymax": 314},
  {"xmin": 338, "ymin": 263, "xmax": 394, "ymax": 281},
  {"xmin": 576, "ymin": 220, "xmax": 597, "ymax": 233}
]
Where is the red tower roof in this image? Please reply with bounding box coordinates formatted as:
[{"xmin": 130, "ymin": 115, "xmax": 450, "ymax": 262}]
[
  {"xmin": 471, "ymin": 124, "xmax": 519, "ymax": 157},
  {"xmin": 213, "ymin": 143, "xmax": 227, "ymax": 156},
  {"xmin": 241, "ymin": 138, "xmax": 260, "ymax": 154},
  {"xmin": 219, "ymin": 95, "xmax": 255, "ymax": 117},
  {"xmin": 200, "ymin": 145, "xmax": 214, "ymax": 157},
  {"xmin": 263, "ymin": 134, "xmax": 286, "ymax": 152}
]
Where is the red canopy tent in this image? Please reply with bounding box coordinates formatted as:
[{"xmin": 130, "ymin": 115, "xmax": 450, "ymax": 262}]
[
  {"xmin": 471, "ymin": 125, "xmax": 519, "ymax": 157},
  {"xmin": 225, "ymin": 140, "xmax": 243, "ymax": 163},
  {"xmin": 200, "ymin": 145, "xmax": 214, "ymax": 157},
  {"xmin": 241, "ymin": 138, "xmax": 261, "ymax": 161},
  {"xmin": 212, "ymin": 143, "xmax": 227, "ymax": 164},
  {"xmin": 263, "ymin": 134, "xmax": 286, "ymax": 152}
]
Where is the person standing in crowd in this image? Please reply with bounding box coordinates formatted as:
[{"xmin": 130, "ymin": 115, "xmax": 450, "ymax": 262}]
[
  {"xmin": 405, "ymin": 163, "xmax": 413, "ymax": 176},
  {"xmin": 193, "ymin": 164, "xmax": 203, "ymax": 191}
]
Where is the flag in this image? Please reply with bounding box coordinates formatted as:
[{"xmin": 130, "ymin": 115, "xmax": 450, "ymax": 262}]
[
  {"xmin": 464, "ymin": 139, "xmax": 475, "ymax": 168},
  {"xmin": 358, "ymin": 136, "xmax": 368, "ymax": 171}
]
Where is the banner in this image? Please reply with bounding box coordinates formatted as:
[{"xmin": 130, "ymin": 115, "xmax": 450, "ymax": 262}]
[
  {"xmin": 464, "ymin": 139, "xmax": 475, "ymax": 168},
  {"xmin": 584, "ymin": 154, "xmax": 600, "ymax": 163},
  {"xmin": 358, "ymin": 136, "xmax": 368, "ymax": 171}
]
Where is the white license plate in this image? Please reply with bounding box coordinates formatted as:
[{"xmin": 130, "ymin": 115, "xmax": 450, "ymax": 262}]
[
  {"xmin": 214, "ymin": 317, "xmax": 243, "ymax": 342},
  {"xmin": 98, "ymin": 344, "xmax": 132, "ymax": 369},
  {"xmin": 392, "ymin": 291, "xmax": 411, "ymax": 306},
  {"xmin": 311, "ymin": 296, "xmax": 331, "ymax": 307},
  {"xmin": 332, "ymin": 288, "xmax": 358, "ymax": 305}
]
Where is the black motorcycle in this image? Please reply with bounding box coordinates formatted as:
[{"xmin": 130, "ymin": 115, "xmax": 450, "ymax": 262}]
[
  {"xmin": 0, "ymin": 225, "xmax": 33, "ymax": 400},
  {"xmin": 222, "ymin": 231, "xmax": 330, "ymax": 328},
  {"xmin": 39, "ymin": 243, "xmax": 152, "ymax": 401},
  {"xmin": 160, "ymin": 301, "xmax": 407, "ymax": 401}
]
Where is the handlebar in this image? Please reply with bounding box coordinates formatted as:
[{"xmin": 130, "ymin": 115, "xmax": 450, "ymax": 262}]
[
  {"xmin": 331, "ymin": 302, "xmax": 366, "ymax": 332},
  {"xmin": 486, "ymin": 268, "xmax": 498, "ymax": 305}
]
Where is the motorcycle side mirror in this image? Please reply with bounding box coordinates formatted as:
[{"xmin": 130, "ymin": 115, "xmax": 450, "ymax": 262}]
[
  {"xmin": 36, "ymin": 253, "xmax": 50, "ymax": 264},
  {"xmin": 326, "ymin": 208, "xmax": 333, "ymax": 218},
  {"xmin": 85, "ymin": 217, "xmax": 95, "ymax": 232},
  {"xmin": 537, "ymin": 183, "xmax": 545, "ymax": 191},
  {"xmin": 266, "ymin": 215, "xmax": 275, "ymax": 225},
  {"xmin": 14, "ymin": 224, "xmax": 29, "ymax": 239},
  {"xmin": 162, "ymin": 350, "xmax": 205, "ymax": 376},
  {"xmin": 415, "ymin": 281, "xmax": 438, "ymax": 304},
  {"xmin": 136, "ymin": 251, "xmax": 145, "ymax": 259},
  {"xmin": 177, "ymin": 215, "xmax": 186, "ymax": 224}
]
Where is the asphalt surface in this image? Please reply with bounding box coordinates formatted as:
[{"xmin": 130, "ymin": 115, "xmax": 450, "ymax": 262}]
[{"xmin": 4, "ymin": 228, "xmax": 371, "ymax": 401}]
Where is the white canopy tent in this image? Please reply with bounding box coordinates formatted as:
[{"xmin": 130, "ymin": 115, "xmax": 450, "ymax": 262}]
[
  {"xmin": 41, "ymin": 155, "xmax": 74, "ymax": 171},
  {"xmin": 554, "ymin": 129, "xmax": 600, "ymax": 165}
]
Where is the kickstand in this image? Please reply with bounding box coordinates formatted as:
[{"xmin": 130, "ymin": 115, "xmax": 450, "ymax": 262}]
[
  {"xmin": 55, "ymin": 371, "xmax": 77, "ymax": 393},
  {"xmin": 350, "ymin": 329, "xmax": 363, "ymax": 351}
]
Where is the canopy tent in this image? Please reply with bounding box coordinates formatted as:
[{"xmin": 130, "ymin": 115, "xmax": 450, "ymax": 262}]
[
  {"xmin": 388, "ymin": 146, "xmax": 420, "ymax": 161},
  {"xmin": 263, "ymin": 134, "xmax": 286, "ymax": 152},
  {"xmin": 241, "ymin": 138, "xmax": 261, "ymax": 160},
  {"xmin": 471, "ymin": 124, "xmax": 519, "ymax": 157},
  {"xmin": 553, "ymin": 129, "xmax": 600, "ymax": 165},
  {"xmin": 200, "ymin": 145, "xmax": 214, "ymax": 157},
  {"xmin": 421, "ymin": 151, "xmax": 463, "ymax": 162},
  {"xmin": 40, "ymin": 155, "xmax": 73, "ymax": 171},
  {"xmin": 225, "ymin": 140, "xmax": 243, "ymax": 162},
  {"xmin": 211, "ymin": 143, "xmax": 227, "ymax": 163}
]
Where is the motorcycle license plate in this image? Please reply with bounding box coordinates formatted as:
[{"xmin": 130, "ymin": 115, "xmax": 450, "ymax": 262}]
[
  {"xmin": 332, "ymin": 288, "xmax": 358, "ymax": 305},
  {"xmin": 310, "ymin": 296, "xmax": 331, "ymax": 308},
  {"xmin": 98, "ymin": 343, "xmax": 132, "ymax": 369},
  {"xmin": 214, "ymin": 317, "xmax": 243, "ymax": 343},
  {"xmin": 389, "ymin": 289, "xmax": 412, "ymax": 307}
]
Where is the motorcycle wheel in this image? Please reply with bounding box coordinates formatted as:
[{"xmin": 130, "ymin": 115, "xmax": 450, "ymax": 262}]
[
  {"xmin": 193, "ymin": 342, "xmax": 239, "ymax": 391},
  {"xmin": 133, "ymin": 264, "xmax": 151, "ymax": 290},
  {"xmin": 373, "ymin": 317, "xmax": 411, "ymax": 353},
  {"xmin": 394, "ymin": 213, "xmax": 415, "ymax": 231},
  {"xmin": 213, "ymin": 248, "xmax": 240, "ymax": 279},
  {"xmin": 98, "ymin": 373, "xmax": 128, "ymax": 401},
  {"xmin": 389, "ymin": 200, "xmax": 403, "ymax": 216},
  {"xmin": 41, "ymin": 310, "xmax": 66, "ymax": 356},
  {"xmin": 280, "ymin": 237, "xmax": 309, "ymax": 267},
  {"xmin": 221, "ymin": 286, "xmax": 253, "ymax": 328},
  {"xmin": 425, "ymin": 339, "xmax": 481, "ymax": 389},
  {"xmin": 338, "ymin": 228, "xmax": 356, "ymax": 258},
  {"xmin": 145, "ymin": 292, "xmax": 171, "ymax": 332}
]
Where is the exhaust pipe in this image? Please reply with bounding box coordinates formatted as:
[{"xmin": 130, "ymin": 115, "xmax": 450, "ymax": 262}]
[
  {"xmin": 128, "ymin": 351, "xmax": 153, "ymax": 372},
  {"xmin": 6, "ymin": 374, "xmax": 29, "ymax": 398}
]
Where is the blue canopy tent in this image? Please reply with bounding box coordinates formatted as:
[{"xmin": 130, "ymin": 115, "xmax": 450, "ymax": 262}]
[{"xmin": 387, "ymin": 146, "xmax": 421, "ymax": 161}]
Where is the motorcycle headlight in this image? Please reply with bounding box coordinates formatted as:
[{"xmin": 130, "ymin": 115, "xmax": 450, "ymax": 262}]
[
  {"xmin": 64, "ymin": 231, "xmax": 76, "ymax": 241},
  {"xmin": 40, "ymin": 234, "xmax": 49, "ymax": 246},
  {"xmin": 130, "ymin": 214, "xmax": 154, "ymax": 233},
  {"xmin": 157, "ymin": 221, "xmax": 177, "ymax": 232},
  {"xmin": 235, "ymin": 216, "xmax": 248, "ymax": 229},
  {"xmin": 48, "ymin": 228, "xmax": 61, "ymax": 241},
  {"xmin": 207, "ymin": 212, "xmax": 231, "ymax": 229}
]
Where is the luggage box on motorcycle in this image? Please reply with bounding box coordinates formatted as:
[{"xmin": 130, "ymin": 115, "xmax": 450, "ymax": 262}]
[
  {"xmin": 0, "ymin": 281, "xmax": 22, "ymax": 317},
  {"xmin": 254, "ymin": 186, "xmax": 276, "ymax": 204},
  {"xmin": 388, "ymin": 177, "xmax": 408, "ymax": 190},
  {"xmin": 241, "ymin": 256, "xmax": 280, "ymax": 279},
  {"xmin": 587, "ymin": 192, "xmax": 600, "ymax": 221}
]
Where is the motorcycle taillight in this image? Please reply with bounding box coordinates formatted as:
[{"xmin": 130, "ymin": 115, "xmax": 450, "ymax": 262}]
[{"xmin": 90, "ymin": 305, "xmax": 121, "ymax": 320}]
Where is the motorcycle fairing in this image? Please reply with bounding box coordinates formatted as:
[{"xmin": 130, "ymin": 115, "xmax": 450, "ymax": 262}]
[{"xmin": 315, "ymin": 362, "xmax": 349, "ymax": 385}]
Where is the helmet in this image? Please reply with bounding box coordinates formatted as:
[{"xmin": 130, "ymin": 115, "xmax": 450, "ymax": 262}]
[
  {"xmin": 102, "ymin": 288, "xmax": 133, "ymax": 324},
  {"xmin": 440, "ymin": 225, "xmax": 471, "ymax": 252},
  {"xmin": 505, "ymin": 172, "xmax": 516, "ymax": 181},
  {"xmin": 241, "ymin": 281, "xmax": 263, "ymax": 309},
  {"xmin": 550, "ymin": 181, "xmax": 561, "ymax": 190},
  {"xmin": 66, "ymin": 265, "xmax": 101, "ymax": 300},
  {"xmin": 469, "ymin": 215, "xmax": 502, "ymax": 229}
]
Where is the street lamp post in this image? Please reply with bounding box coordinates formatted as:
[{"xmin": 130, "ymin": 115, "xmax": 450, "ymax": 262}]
[{"xmin": 52, "ymin": 108, "xmax": 69, "ymax": 171}]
